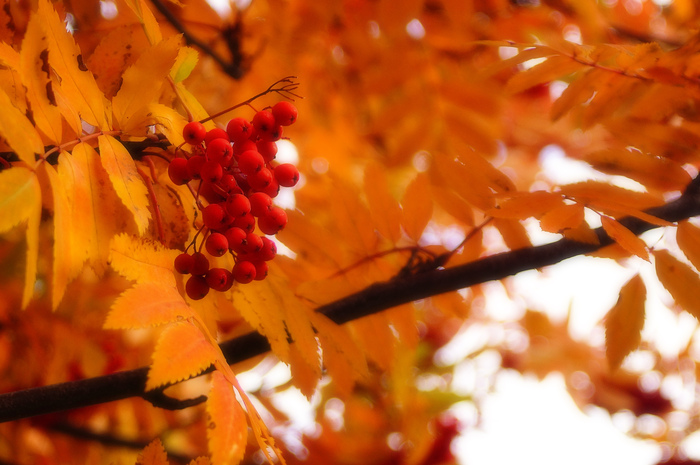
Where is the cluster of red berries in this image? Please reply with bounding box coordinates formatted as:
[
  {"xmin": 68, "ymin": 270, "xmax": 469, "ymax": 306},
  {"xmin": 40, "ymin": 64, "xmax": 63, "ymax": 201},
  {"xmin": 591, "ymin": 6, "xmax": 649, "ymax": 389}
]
[{"xmin": 167, "ymin": 101, "xmax": 300, "ymax": 300}]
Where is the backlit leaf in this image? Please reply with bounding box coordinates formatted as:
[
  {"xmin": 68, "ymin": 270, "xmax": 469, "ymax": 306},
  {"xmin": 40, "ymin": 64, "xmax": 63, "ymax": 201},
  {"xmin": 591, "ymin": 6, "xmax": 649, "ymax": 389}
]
[
  {"xmin": 539, "ymin": 203, "xmax": 585, "ymax": 234},
  {"xmin": 493, "ymin": 217, "xmax": 531, "ymax": 251},
  {"xmin": 98, "ymin": 135, "xmax": 151, "ymax": 235},
  {"xmin": 676, "ymin": 221, "xmax": 700, "ymax": 272},
  {"xmin": 655, "ymin": 249, "xmax": 700, "ymax": 320},
  {"xmin": 170, "ymin": 46, "xmax": 198, "ymax": 83},
  {"xmin": 147, "ymin": 321, "xmax": 219, "ymax": 390},
  {"xmin": 401, "ymin": 172, "xmax": 432, "ymax": 241},
  {"xmin": 605, "ymin": 274, "xmax": 646, "ymax": 370},
  {"xmin": 487, "ymin": 191, "xmax": 564, "ymax": 220},
  {"xmin": 601, "ymin": 216, "xmax": 649, "ymax": 261},
  {"xmin": 330, "ymin": 176, "xmax": 378, "ymax": 256},
  {"xmin": 124, "ymin": 0, "xmax": 163, "ymax": 45},
  {"xmin": 104, "ymin": 282, "xmax": 194, "ymax": 330},
  {"xmin": 506, "ymin": 55, "xmax": 584, "ymax": 94},
  {"xmin": 364, "ymin": 161, "xmax": 402, "ymax": 244},
  {"xmin": 207, "ymin": 372, "xmax": 248, "ymax": 465}
]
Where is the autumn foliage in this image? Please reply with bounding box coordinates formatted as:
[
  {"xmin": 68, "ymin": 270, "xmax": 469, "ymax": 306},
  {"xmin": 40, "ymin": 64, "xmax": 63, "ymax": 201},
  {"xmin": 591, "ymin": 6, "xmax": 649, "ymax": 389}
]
[{"xmin": 5, "ymin": 0, "xmax": 700, "ymax": 463}]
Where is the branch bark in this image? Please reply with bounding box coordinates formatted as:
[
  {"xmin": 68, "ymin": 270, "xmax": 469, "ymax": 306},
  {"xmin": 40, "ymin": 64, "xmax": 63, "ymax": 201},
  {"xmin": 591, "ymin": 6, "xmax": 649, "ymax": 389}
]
[{"xmin": 2, "ymin": 177, "xmax": 700, "ymax": 423}]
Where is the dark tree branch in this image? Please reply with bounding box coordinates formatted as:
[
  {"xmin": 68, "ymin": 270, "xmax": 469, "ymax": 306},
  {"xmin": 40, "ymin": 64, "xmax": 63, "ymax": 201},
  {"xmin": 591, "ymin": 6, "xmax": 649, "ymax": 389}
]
[
  {"xmin": 1, "ymin": 178, "xmax": 700, "ymax": 423},
  {"xmin": 148, "ymin": 0, "xmax": 246, "ymax": 79}
]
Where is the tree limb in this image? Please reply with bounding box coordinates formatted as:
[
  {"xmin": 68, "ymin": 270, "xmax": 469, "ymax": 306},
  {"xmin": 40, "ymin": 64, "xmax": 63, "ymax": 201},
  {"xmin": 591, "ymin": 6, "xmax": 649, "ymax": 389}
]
[{"xmin": 1, "ymin": 178, "xmax": 700, "ymax": 423}]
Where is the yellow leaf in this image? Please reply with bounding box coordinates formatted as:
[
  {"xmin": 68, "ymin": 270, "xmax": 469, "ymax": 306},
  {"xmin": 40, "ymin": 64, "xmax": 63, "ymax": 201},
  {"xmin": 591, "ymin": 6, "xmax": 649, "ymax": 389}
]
[
  {"xmin": 207, "ymin": 372, "xmax": 248, "ymax": 465},
  {"xmin": 401, "ymin": 172, "xmax": 432, "ymax": 241},
  {"xmin": 112, "ymin": 35, "xmax": 180, "ymax": 132},
  {"xmin": 56, "ymin": 151, "xmax": 92, "ymax": 271},
  {"xmin": 605, "ymin": 274, "xmax": 646, "ymax": 370},
  {"xmin": 40, "ymin": 163, "xmax": 77, "ymax": 310},
  {"xmin": 98, "ymin": 135, "xmax": 151, "ymax": 235},
  {"xmin": 0, "ymin": 167, "xmax": 41, "ymax": 309},
  {"xmin": 144, "ymin": 103, "xmax": 188, "ymax": 147},
  {"xmin": 104, "ymin": 282, "xmax": 194, "ymax": 330},
  {"xmin": 539, "ymin": 203, "xmax": 585, "ymax": 234},
  {"xmin": 654, "ymin": 249, "xmax": 700, "ymax": 320},
  {"xmin": 124, "ymin": 0, "xmax": 163, "ymax": 45},
  {"xmin": 136, "ymin": 439, "xmax": 169, "ymax": 465},
  {"xmin": 678, "ymin": 221, "xmax": 700, "ymax": 272},
  {"xmin": 364, "ymin": 161, "xmax": 402, "ymax": 244},
  {"xmin": 506, "ymin": 55, "xmax": 584, "ymax": 94},
  {"xmin": 38, "ymin": 0, "xmax": 108, "ymax": 129},
  {"xmin": 170, "ymin": 46, "xmax": 198, "ymax": 83},
  {"xmin": 71, "ymin": 143, "xmax": 127, "ymax": 274},
  {"xmin": 20, "ymin": 11, "xmax": 62, "ymax": 144},
  {"xmin": 147, "ymin": 321, "xmax": 219, "ymax": 390},
  {"xmin": 109, "ymin": 233, "xmax": 178, "ymax": 287},
  {"xmin": 601, "ymin": 216, "xmax": 649, "ymax": 261},
  {"xmin": 0, "ymin": 86, "xmax": 44, "ymax": 167}
]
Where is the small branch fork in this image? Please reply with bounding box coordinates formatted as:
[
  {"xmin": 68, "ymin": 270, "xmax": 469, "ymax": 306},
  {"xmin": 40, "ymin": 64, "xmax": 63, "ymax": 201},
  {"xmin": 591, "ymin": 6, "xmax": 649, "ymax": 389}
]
[{"xmin": 2, "ymin": 176, "xmax": 700, "ymax": 424}]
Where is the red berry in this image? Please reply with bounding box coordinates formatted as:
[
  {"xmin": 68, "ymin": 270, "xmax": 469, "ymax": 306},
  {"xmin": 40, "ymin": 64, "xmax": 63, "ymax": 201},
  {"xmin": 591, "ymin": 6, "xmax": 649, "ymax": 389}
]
[
  {"xmin": 168, "ymin": 158, "xmax": 191, "ymax": 185},
  {"xmin": 206, "ymin": 138, "xmax": 232, "ymax": 164},
  {"xmin": 274, "ymin": 163, "xmax": 300, "ymax": 187},
  {"xmin": 186, "ymin": 275, "xmax": 210, "ymax": 300},
  {"xmin": 238, "ymin": 150, "xmax": 265, "ymax": 175},
  {"xmin": 261, "ymin": 178, "xmax": 280, "ymax": 198},
  {"xmin": 259, "ymin": 237, "xmax": 277, "ymax": 261},
  {"xmin": 174, "ymin": 252, "xmax": 195, "ymax": 274},
  {"xmin": 232, "ymin": 139, "xmax": 257, "ymax": 156},
  {"xmin": 225, "ymin": 227, "xmax": 248, "ymax": 253},
  {"xmin": 233, "ymin": 213, "xmax": 256, "ymax": 233},
  {"xmin": 226, "ymin": 194, "xmax": 251, "ymax": 217},
  {"xmin": 233, "ymin": 261, "xmax": 256, "ymax": 284},
  {"xmin": 256, "ymin": 140, "xmax": 278, "ymax": 163},
  {"xmin": 202, "ymin": 203, "xmax": 226, "ymax": 230},
  {"xmin": 191, "ymin": 252, "xmax": 210, "ymax": 276},
  {"xmin": 200, "ymin": 160, "xmax": 223, "ymax": 183},
  {"xmin": 272, "ymin": 101, "xmax": 298, "ymax": 126},
  {"xmin": 183, "ymin": 121, "xmax": 207, "ymax": 145},
  {"xmin": 252, "ymin": 110, "xmax": 276, "ymax": 133},
  {"xmin": 206, "ymin": 267, "xmax": 233, "ymax": 292},
  {"xmin": 226, "ymin": 117, "xmax": 253, "ymax": 144},
  {"xmin": 253, "ymin": 261, "xmax": 268, "ymax": 281},
  {"xmin": 249, "ymin": 192, "xmax": 272, "ymax": 217},
  {"xmin": 258, "ymin": 124, "xmax": 282, "ymax": 142},
  {"xmin": 258, "ymin": 207, "xmax": 287, "ymax": 235},
  {"xmin": 199, "ymin": 181, "xmax": 226, "ymax": 204},
  {"xmin": 248, "ymin": 167, "xmax": 273, "ymax": 191},
  {"xmin": 204, "ymin": 128, "xmax": 229, "ymax": 145},
  {"xmin": 186, "ymin": 155, "xmax": 206, "ymax": 179},
  {"xmin": 220, "ymin": 174, "xmax": 242, "ymax": 195},
  {"xmin": 244, "ymin": 232, "xmax": 264, "ymax": 253},
  {"xmin": 205, "ymin": 232, "xmax": 229, "ymax": 257}
]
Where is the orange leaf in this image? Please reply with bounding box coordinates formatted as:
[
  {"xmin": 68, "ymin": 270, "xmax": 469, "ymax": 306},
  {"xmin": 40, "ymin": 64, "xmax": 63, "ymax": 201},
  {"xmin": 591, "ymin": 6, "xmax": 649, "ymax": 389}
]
[
  {"xmin": 487, "ymin": 191, "xmax": 564, "ymax": 220},
  {"xmin": 20, "ymin": 11, "xmax": 62, "ymax": 144},
  {"xmin": 147, "ymin": 321, "xmax": 219, "ymax": 390},
  {"xmin": 506, "ymin": 55, "xmax": 584, "ymax": 94},
  {"xmin": 136, "ymin": 439, "xmax": 169, "ymax": 465},
  {"xmin": 99, "ymin": 135, "xmax": 151, "ymax": 235},
  {"xmin": 364, "ymin": 161, "xmax": 402, "ymax": 244},
  {"xmin": 539, "ymin": 203, "xmax": 585, "ymax": 234},
  {"xmin": 434, "ymin": 153, "xmax": 495, "ymax": 211},
  {"xmin": 493, "ymin": 217, "xmax": 531, "ymax": 251},
  {"xmin": 207, "ymin": 372, "xmax": 248, "ymax": 465},
  {"xmin": 329, "ymin": 176, "xmax": 377, "ymax": 256},
  {"xmin": 0, "ymin": 167, "xmax": 41, "ymax": 308},
  {"xmin": 601, "ymin": 216, "xmax": 649, "ymax": 261},
  {"xmin": 654, "ymin": 249, "xmax": 700, "ymax": 320},
  {"xmin": 38, "ymin": 0, "xmax": 108, "ymax": 129},
  {"xmin": 104, "ymin": 282, "xmax": 194, "ymax": 330},
  {"xmin": 109, "ymin": 233, "xmax": 177, "ymax": 286},
  {"xmin": 112, "ymin": 34, "xmax": 180, "ymax": 132},
  {"xmin": 124, "ymin": 0, "xmax": 163, "ymax": 45},
  {"xmin": 605, "ymin": 274, "xmax": 646, "ymax": 370},
  {"xmin": 676, "ymin": 220, "xmax": 700, "ymax": 272},
  {"xmin": 401, "ymin": 172, "xmax": 432, "ymax": 241}
]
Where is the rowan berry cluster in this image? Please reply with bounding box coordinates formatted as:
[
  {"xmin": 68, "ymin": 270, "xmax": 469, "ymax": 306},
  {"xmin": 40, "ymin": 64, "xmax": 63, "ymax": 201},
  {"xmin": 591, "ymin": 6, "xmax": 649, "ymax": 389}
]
[{"xmin": 167, "ymin": 101, "xmax": 300, "ymax": 300}]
